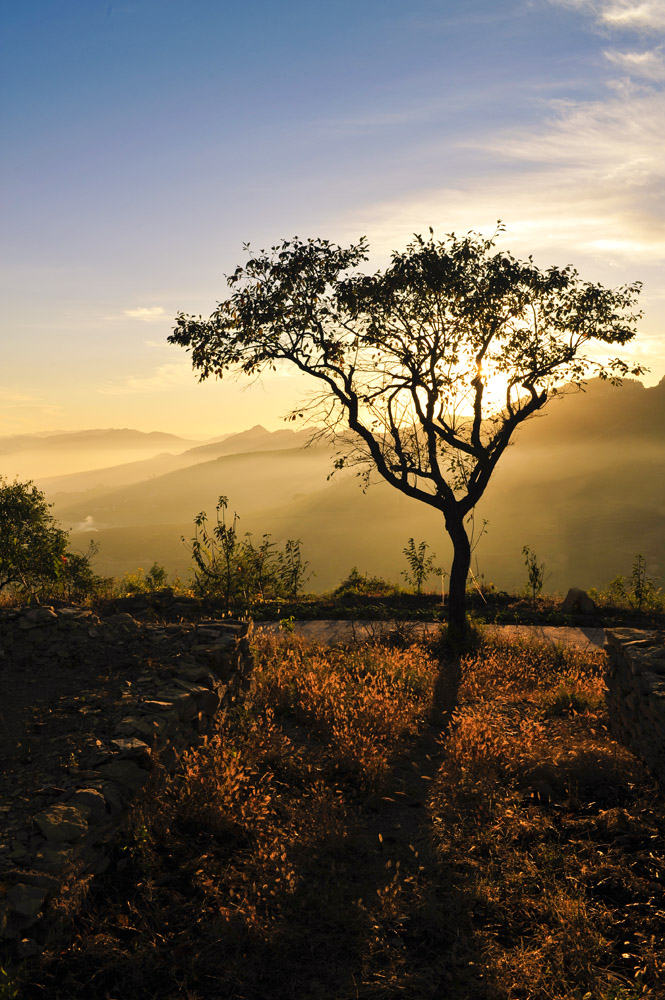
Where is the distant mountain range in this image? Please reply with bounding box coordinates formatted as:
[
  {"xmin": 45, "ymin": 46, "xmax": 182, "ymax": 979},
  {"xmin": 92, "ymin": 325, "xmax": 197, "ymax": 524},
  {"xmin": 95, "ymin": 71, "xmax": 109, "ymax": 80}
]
[
  {"xmin": 0, "ymin": 428, "xmax": 200, "ymax": 454},
  {"xmin": 5, "ymin": 379, "xmax": 664, "ymax": 594}
]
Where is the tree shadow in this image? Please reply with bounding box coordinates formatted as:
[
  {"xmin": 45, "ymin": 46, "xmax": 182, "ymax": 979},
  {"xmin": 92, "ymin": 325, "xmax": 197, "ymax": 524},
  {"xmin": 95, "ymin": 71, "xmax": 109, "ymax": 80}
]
[{"xmin": 24, "ymin": 647, "xmax": 500, "ymax": 1000}]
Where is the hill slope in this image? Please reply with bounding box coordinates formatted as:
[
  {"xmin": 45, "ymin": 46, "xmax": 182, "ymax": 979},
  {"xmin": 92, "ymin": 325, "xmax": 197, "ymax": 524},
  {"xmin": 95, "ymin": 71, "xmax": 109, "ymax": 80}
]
[{"xmin": 54, "ymin": 378, "xmax": 665, "ymax": 592}]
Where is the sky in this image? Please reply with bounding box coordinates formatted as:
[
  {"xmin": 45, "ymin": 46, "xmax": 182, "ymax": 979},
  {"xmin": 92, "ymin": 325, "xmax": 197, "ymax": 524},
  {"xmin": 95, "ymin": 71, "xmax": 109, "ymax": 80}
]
[{"xmin": 2, "ymin": 0, "xmax": 664, "ymax": 438}]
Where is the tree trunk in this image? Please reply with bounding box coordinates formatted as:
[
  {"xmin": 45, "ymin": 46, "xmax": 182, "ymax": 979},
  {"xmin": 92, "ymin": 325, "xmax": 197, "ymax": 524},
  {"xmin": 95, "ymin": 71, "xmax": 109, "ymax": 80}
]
[{"xmin": 446, "ymin": 512, "xmax": 471, "ymax": 646}]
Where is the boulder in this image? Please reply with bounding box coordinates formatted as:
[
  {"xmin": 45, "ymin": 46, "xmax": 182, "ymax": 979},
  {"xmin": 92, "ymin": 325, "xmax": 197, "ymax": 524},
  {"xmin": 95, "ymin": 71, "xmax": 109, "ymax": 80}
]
[
  {"xmin": 561, "ymin": 587, "xmax": 596, "ymax": 614},
  {"xmin": 34, "ymin": 804, "xmax": 89, "ymax": 843}
]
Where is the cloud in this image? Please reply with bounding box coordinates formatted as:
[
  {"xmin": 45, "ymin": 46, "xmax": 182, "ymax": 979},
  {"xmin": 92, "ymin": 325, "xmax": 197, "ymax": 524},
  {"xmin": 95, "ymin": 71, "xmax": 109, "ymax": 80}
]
[
  {"xmin": 604, "ymin": 46, "xmax": 665, "ymax": 79},
  {"xmin": 124, "ymin": 306, "xmax": 166, "ymax": 321},
  {"xmin": 551, "ymin": 0, "xmax": 665, "ymax": 33},
  {"xmin": 0, "ymin": 389, "xmax": 35, "ymax": 402},
  {"xmin": 99, "ymin": 361, "xmax": 195, "ymax": 395}
]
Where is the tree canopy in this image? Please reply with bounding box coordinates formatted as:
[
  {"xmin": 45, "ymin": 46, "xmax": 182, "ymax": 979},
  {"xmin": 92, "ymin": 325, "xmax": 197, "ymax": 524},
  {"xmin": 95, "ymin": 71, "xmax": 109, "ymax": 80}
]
[
  {"xmin": 0, "ymin": 478, "xmax": 68, "ymax": 595},
  {"xmin": 169, "ymin": 226, "xmax": 644, "ymax": 640}
]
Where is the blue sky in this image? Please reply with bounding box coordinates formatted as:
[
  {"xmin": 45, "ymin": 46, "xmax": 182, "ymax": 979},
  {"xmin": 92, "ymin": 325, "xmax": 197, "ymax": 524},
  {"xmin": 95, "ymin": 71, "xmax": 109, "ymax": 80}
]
[{"xmin": 2, "ymin": 0, "xmax": 664, "ymax": 435}]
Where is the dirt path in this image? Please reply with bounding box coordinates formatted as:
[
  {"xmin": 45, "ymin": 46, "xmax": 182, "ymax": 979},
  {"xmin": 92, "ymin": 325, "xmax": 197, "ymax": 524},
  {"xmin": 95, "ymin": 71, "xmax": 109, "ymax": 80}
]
[{"xmin": 254, "ymin": 619, "xmax": 607, "ymax": 651}]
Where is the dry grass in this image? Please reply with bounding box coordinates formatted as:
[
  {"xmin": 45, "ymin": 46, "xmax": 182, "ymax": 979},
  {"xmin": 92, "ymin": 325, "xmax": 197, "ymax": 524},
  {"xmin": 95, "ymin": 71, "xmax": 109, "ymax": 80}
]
[{"xmin": 20, "ymin": 631, "xmax": 665, "ymax": 999}]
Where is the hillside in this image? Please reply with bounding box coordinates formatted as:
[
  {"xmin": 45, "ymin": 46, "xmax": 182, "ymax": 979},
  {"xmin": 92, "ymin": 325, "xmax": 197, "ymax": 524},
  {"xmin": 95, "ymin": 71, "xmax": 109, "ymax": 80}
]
[{"xmin": 42, "ymin": 378, "xmax": 665, "ymax": 592}]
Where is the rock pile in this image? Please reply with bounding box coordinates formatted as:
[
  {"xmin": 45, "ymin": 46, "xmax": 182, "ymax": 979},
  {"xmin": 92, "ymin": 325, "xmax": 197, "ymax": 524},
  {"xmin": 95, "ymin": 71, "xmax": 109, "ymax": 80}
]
[
  {"xmin": 605, "ymin": 628, "xmax": 665, "ymax": 787},
  {"xmin": 0, "ymin": 605, "xmax": 253, "ymax": 956}
]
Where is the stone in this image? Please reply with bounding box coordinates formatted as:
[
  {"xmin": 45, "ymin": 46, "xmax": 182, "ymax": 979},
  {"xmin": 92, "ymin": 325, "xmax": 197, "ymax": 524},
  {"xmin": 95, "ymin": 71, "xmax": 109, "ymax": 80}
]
[
  {"xmin": 7, "ymin": 884, "xmax": 47, "ymax": 920},
  {"xmin": 69, "ymin": 788, "xmax": 108, "ymax": 822},
  {"xmin": 111, "ymin": 737, "xmax": 150, "ymax": 754},
  {"xmin": 23, "ymin": 607, "xmax": 57, "ymax": 624},
  {"xmin": 606, "ymin": 629, "xmax": 665, "ymax": 787},
  {"xmin": 34, "ymin": 804, "xmax": 89, "ymax": 843},
  {"xmin": 561, "ymin": 587, "xmax": 596, "ymax": 614},
  {"xmin": 0, "ymin": 609, "xmax": 253, "ymax": 951},
  {"xmin": 96, "ymin": 759, "xmax": 150, "ymax": 792},
  {"xmin": 117, "ymin": 716, "xmax": 161, "ymax": 738},
  {"xmin": 33, "ymin": 845, "xmax": 73, "ymax": 874},
  {"xmin": 140, "ymin": 699, "xmax": 175, "ymax": 712},
  {"xmin": 105, "ymin": 613, "xmax": 140, "ymax": 628},
  {"xmin": 17, "ymin": 937, "xmax": 42, "ymax": 958}
]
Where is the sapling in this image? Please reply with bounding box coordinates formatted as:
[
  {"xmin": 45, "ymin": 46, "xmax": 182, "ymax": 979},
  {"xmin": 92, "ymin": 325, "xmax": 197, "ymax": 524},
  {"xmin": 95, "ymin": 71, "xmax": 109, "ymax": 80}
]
[
  {"xmin": 402, "ymin": 538, "xmax": 442, "ymax": 595},
  {"xmin": 523, "ymin": 545, "xmax": 545, "ymax": 603}
]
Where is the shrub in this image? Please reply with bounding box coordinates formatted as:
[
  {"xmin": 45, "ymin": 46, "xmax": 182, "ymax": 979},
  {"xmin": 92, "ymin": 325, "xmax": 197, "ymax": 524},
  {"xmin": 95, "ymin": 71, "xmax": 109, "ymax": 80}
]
[
  {"xmin": 0, "ymin": 478, "xmax": 68, "ymax": 599},
  {"xmin": 184, "ymin": 497, "xmax": 311, "ymax": 605},
  {"xmin": 332, "ymin": 566, "xmax": 400, "ymax": 598},
  {"xmin": 589, "ymin": 553, "xmax": 664, "ymax": 612},
  {"xmin": 121, "ymin": 561, "xmax": 169, "ymax": 595}
]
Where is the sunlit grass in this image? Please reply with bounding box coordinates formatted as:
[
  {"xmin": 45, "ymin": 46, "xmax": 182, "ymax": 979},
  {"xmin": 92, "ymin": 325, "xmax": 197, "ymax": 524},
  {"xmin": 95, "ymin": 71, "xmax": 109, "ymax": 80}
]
[{"xmin": 23, "ymin": 632, "xmax": 665, "ymax": 999}]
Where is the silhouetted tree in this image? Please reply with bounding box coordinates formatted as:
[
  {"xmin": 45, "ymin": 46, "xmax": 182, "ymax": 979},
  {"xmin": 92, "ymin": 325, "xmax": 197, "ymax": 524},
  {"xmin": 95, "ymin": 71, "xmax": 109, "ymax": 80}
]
[{"xmin": 169, "ymin": 226, "xmax": 643, "ymax": 642}]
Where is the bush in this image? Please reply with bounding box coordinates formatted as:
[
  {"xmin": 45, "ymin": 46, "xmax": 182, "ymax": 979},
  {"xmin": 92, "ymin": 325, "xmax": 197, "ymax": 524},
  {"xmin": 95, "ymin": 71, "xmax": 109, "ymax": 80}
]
[
  {"xmin": 122, "ymin": 562, "xmax": 169, "ymax": 595},
  {"xmin": 332, "ymin": 567, "xmax": 401, "ymax": 598},
  {"xmin": 589, "ymin": 553, "xmax": 664, "ymax": 613},
  {"xmin": 184, "ymin": 497, "xmax": 311, "ymax": 606},
  {"xmin": 0, "ymin": 478, "xmax": 68, "ymax": 599}
]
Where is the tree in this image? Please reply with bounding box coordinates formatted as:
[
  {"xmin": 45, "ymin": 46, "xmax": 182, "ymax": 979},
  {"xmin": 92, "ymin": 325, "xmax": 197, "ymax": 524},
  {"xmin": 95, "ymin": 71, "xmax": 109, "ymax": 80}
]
[
  {"xmin": 169, "ymin": 226, "xmax": 643, "ymax": 641},
  {"xmin": 0, "ymin": 478, "xmax": 68, "ymax": 597},
  {"xmin": 522, "ymin": 545, "xmax": 545, "ymax": 604},
  {"xmin": 402, "ymin": 538, "xmax": 442, "ymax": 595}
]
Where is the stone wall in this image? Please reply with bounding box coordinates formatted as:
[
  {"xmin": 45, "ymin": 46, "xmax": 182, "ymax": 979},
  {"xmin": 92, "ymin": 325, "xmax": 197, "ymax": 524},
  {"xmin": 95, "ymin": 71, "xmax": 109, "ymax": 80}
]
[
  {"xmin": 605, "ymin": 628, "xmax": 665, "ymax": 787},
  {"xmin": 0, "ymin": 606, "xmax": 254, "ymax": 957}
]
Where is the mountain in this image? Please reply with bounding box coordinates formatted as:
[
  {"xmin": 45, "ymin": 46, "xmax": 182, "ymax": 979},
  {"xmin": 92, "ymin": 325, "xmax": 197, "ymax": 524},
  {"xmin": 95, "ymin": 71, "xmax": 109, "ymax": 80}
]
[
  {"xmin": 38, "ymin": 424, "xmax": 319, "ymax": 494},
  {"xmin": 45, "ymin": 378, "xmax": 665, "ymax": 593},
  {"xmin": 0, "ymin": 428, "xmax": 204, "ymax": 482},
  {"xmin": 0, "ymin": 428, "xmax": 198, "ymax": 454}
]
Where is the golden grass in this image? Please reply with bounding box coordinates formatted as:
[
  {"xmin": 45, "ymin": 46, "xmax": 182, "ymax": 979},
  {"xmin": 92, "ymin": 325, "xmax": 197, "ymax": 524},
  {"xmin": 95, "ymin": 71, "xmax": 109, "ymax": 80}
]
[{"xmin": 21, "ymin": 631, "xmax": 665, "ymax": 999}]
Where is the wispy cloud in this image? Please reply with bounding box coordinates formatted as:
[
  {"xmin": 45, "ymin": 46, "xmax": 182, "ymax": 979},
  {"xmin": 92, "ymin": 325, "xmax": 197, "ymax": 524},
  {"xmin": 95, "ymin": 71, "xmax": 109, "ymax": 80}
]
[
  {"xmin": 551, "ymin": 0, "xmax": 665, "ymax": 33},
  {"xmin": 604, "ymin": 46, "xmax": 665, "ymax": 79},
  {"xmin": 99, "ymin": 361, "xmax": 194, "ymax": 395},
  {"xmin": 0, "ymin": 389, "xmax": 35, "ymax": 402},
  {"xmin": 124, "ymin": 306, "xmax": 166, "ymax": 321}
]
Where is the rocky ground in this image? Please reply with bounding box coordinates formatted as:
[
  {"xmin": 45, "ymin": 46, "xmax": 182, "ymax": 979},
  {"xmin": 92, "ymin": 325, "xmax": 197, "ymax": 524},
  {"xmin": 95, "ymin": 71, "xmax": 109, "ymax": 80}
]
[{"xmin": 0, "ymin": 599, "xmax": 252, "ymax": 956}]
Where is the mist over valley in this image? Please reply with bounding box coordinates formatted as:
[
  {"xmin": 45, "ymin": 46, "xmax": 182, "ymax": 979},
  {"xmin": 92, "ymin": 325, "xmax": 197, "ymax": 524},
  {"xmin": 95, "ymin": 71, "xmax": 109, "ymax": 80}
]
[{"xmin": 6, "ymin": 380, "xmax": 663, "ymax": 595}]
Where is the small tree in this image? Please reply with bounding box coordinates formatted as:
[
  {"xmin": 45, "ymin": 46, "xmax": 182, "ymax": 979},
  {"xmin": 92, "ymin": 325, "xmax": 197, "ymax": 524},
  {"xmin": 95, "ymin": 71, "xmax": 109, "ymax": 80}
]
[
  {"xmin": 522, "ymin": 545, "xmax": 545, "ymax": 603},
  {"xmin": 402, "ymin": 538, "xmax": 442, "ymax": 595},
  {"xmin": 277, "ymin": 538, "xmax": 311, "ymax": 599},
  {"xmin": 170, "ymin": 227, "xmax": 643, "ymax": 642},
  {"xmin": 0, "ymin": 478, "xmax": 68, "ymax": 599},
  {"xmin": 241, "ymin": 532, "xmax": 279, "ymax": 601},
  {"xmin": 185, "ymin": 495, "xmax": 242, "ymax": 607}
]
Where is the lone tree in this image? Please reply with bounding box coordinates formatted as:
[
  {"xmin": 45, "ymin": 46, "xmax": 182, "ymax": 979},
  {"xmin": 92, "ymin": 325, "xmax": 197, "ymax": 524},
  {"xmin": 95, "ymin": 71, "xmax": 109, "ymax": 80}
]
[{"xmin": 169, "ymin": 227, "xmax": 643, "ymax": 640}]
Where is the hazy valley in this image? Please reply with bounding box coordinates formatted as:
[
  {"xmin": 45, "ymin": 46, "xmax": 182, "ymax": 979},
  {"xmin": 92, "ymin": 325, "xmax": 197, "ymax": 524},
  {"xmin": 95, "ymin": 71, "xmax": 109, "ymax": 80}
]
[{"xmin": 4, "ymin": 378, "xmax": 664, "ymax": 595}]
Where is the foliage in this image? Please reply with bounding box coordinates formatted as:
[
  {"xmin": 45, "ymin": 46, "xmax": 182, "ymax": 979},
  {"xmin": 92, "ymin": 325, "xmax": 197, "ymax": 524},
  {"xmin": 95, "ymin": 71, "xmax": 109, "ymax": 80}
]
[
  {"xmin": 332, "ymin": 566, "xmax": 401, "ymax": 598},
  {"xmin": 184, "ymin": 496, "xmax": 311, "ymax": 606},
  {"xmin": 401, "ymin": 537, "xmax": 442, "ymax": 595},
  {"xmin": 523, "ymin": 544, "xmax": 546, "ymax": 603},
  {"xmin": 629, "ymin": 553, "xmax": 660, "ymax": 612},
  {"xmin": 122, "ymin": 562, "xmax": 169, "ymax": 595},
  {"xmin": 170, "ymin": 225, "xmax": 644, "ymax": 640},
  {"xmin": 0, "ymin": 478, "xmax": 68, "ymax": 598},
  {"xmin": 589, "ymin": 553, "xmax": 664, "ymax": 612},
  {"xmin": 57, "ymin": 540, "xmax": 109, "ymax": 601},
  {"xmin": 0, "ymin": 967, "xmax": 20, "ymax": 1000},
  {"xmin": 276, "ymin": 537, "xmax": 312, "ymax": 599}
]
